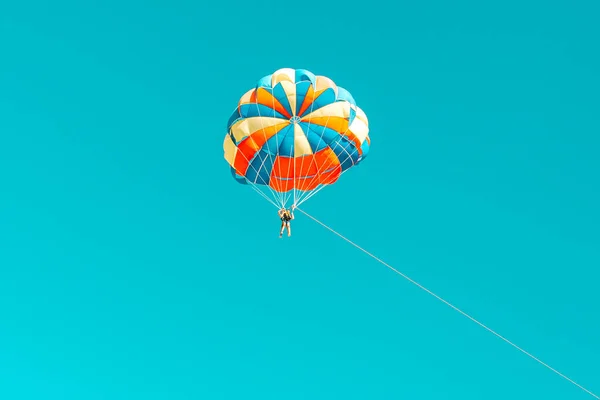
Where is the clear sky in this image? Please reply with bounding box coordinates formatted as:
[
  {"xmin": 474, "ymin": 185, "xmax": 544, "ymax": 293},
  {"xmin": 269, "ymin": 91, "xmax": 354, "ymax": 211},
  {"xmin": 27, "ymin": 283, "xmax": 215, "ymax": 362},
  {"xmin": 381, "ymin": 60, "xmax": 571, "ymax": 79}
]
[{"xmin": 1, "ymin": 1, "xmax": 599, "ymax": 399}]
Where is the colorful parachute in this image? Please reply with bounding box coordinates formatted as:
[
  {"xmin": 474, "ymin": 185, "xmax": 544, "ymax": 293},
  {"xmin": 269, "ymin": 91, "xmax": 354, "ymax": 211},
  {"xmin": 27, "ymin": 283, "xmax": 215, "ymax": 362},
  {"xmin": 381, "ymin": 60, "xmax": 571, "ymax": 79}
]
[{"xmin": 223, "ymin": 68, "xmax": 370, "ymax": 208}]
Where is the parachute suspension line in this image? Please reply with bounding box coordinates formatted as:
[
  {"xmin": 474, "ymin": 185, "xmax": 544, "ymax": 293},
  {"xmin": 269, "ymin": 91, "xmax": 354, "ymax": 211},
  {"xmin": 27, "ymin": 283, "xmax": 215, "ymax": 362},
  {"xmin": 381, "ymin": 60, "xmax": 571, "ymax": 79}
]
[
  {"xmin": 296, "ymin": 142, "xmax": 359, "ymax": 207},
  {"xmin": 296, "ymin": 166, "xmax": 349, "ymax": 207},
  {"xmin": 301, "ymin": 120, "xmax": 364, "ymax": 206},
  {"xmin": 296, "ymin": 170, "xmax": 344, "ymax": 207},
  {"xmin": 269, "ymin": 88, "xmax": 287, "ymax": 208},
  {"xmin": 226, "ymin": 104, "xmax": 281, "ymax": 207},
  {"xmin": 284, "ymin": 118, "xmax": 295, "ymax": 208},
  {"xmin": 231, "ymin": 123, "xmax": 281, "ymax": 208},
  {"xmin": 293, "ymin": 81, "xmax": 327, "ymax": 207},
  {"xmin": 293, "ymin": 92, "xmax": 336, "ymax": 207},
  {"xmin": 293, "ymin": 130, "xmax": 297, "ymax": 207},
  {"xmin": 292, "ymin": 91, "xmax": 303, "ymax": 208},
  {"xmin": 254, "ymin": 148, "xmax": 279, "ymax": 206},
  {"xmin": 254, "ymin": 89, "xmax": 282, "ymax": 207},
  {"xmin": 292, "ymin": 120, "xmax": 295, "ymax": 205},
  {"xmin": 294, "ymin": 93, "xmax": 310, "ymax": 203},
  {"xmin": 295, "ymin": 128, "xmax": 361, "ymax": 207},
  {"xmin": 294, "ymin": 94, "xmax": 363, "ymax": 207},
  {"xmin": 249, "ymin": 183, "xmax": 279, "ymax": 209},
  {"xmin": 295, "ymin": 207, "xmax": 600, "ymax": 400}
]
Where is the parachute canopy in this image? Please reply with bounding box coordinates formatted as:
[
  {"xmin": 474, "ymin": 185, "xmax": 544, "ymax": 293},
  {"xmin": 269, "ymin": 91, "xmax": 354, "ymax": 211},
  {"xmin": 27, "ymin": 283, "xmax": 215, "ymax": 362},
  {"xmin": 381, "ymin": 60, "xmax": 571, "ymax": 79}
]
[{"xmin": 223, "ymin": 68, "xmax": 370, "ymax": 208}]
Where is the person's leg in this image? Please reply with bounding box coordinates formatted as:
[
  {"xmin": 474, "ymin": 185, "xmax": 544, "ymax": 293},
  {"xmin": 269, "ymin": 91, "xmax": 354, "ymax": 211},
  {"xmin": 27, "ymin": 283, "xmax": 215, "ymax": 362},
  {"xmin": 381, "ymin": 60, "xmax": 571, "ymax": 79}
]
[
  {"xmin": 279, "ymin": 222, "xmax": 285, "ymax": 237},
  {"xmin": 286, "ymin": 221, "xmax": 291, "ymax": 237}
]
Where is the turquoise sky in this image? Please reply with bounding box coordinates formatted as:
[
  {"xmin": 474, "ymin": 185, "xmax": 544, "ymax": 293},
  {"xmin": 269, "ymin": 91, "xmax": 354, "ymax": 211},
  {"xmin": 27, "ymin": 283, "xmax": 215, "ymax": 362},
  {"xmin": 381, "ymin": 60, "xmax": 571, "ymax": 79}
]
[{"xmin": 1, "ymin": 1, "xmax": 599, "ymax": 399}]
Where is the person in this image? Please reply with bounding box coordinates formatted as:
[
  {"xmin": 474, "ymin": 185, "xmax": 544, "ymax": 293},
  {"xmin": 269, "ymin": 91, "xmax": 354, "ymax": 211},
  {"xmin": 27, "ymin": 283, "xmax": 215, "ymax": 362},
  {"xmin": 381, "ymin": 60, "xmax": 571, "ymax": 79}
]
[{"xmin": 278, "ymin": 206, "xmax": 295, "ymax": 238}]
